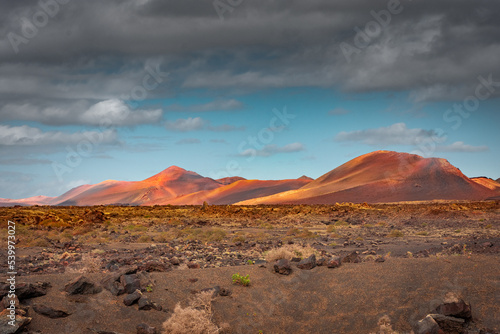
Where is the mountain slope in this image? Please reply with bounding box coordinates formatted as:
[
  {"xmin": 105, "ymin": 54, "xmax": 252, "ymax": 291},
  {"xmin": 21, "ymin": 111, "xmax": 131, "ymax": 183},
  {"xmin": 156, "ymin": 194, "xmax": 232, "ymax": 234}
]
[
  {"xmin": 57, "ymin": 166, "xmax": 222, "ymax": 206},
  {"xmin": 471, "ymin": 177, "xmax": 500, "ymax": 191},
  {"xmin": 147, "ymin": 178, "xmax": 312, "ymax": 205},
  {"xmin": 238, "ymin": 151, "xmax": 499, "ymax": 204}
]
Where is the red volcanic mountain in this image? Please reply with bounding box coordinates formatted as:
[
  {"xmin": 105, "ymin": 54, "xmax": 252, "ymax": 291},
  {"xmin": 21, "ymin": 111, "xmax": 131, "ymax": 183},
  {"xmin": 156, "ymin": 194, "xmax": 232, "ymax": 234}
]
[
  {"xmin": 471, "ymin": 177, "xmax": 500, "ymax": 191},
  {"xmin": 148, "ymin": 178, "xmax": 312, "ymax": 205},
  {"xmin": 238, "ymin": 151, "xmax": 500, "ymax": 204},
  {"xmin": 57, "ymin": 166, "xmax": 222, "ymax": 206},
  {"xmin": 1, "ymin": 151, "xmax": 498, "ymax": 206},
  {"xmin": 3, "ymin": 166, "xmax": 311, "ymax": 206}
]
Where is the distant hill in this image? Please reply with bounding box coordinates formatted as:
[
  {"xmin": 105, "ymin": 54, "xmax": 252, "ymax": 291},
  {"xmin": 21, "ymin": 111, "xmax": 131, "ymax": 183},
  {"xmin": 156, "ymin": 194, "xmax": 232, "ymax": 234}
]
[
  {"xmin": 1, "ymin": 151, "xmax": 498, "ymax": 206},
  {"xmin": 238, "ymin": 151, "xmax": 499, "ymax": 204}
]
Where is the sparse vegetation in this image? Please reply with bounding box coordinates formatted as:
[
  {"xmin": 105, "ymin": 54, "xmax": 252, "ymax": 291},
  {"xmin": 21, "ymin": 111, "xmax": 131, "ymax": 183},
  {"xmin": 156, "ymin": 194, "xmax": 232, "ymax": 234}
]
[
  {"xmin": 232, "ymin": 273, "xmax": 250, "ymax": 286},
  {"xmin": 387, "ymin": 229, "xmax": 404, "ymax": 238},
  {"xmin": 264, "ymin": 244, "xmax": 318, "ymax": 262},
  {"xmin": 162, "ymin": 291, "xmax": 220, "ymax": 334}
]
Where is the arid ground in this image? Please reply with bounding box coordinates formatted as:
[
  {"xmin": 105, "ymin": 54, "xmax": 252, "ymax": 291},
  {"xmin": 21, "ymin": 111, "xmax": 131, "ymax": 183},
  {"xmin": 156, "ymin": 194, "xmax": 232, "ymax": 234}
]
[{"xmin": 1, "ymin": 201, "xmax": 499, "ymax": 333}]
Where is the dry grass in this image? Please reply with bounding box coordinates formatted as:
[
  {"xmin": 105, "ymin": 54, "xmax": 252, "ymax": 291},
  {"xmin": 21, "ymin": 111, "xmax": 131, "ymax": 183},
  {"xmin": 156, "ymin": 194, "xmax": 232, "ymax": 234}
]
[
  {"xmin": 369, "ymin": 315, "xmax": 401, "ymax": 334},
  {"xmin": 264, "ymin": 244, "xmax": 318, "ymax": 262},
  {"xmin": 162, "ymin": 291, "xmax": 220, "ymax": 334}
]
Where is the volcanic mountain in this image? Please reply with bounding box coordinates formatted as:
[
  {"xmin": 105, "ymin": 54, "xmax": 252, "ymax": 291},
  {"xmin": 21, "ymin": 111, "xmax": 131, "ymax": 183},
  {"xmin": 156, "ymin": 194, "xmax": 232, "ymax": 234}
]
[
  {"xmin": 1, "ymin": 151, "xmax": 498, "ymax": 206},
  {"xmin": 237, "ymin": 151, "xmax": 500, "ymax": 204},
  {"xmin": 471, "ymin": 177, "xmax": 500, "ymax": 191},
  {"xmin": 148, "ymin": 178, "xmax": 312, "ymax": 205},
  {"xmin": 56, "ymin": 166, "xmax": 223, "ymax": 206},
  {"xmin": 0, "ymin": 166, "xmax": 311, "ymax": 206}
]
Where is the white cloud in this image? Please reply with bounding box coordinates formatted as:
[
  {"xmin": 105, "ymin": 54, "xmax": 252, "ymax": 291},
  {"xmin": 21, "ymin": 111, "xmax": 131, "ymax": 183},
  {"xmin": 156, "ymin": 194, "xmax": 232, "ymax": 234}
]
[
  {"xmin": 0, "ymin": 99, "xmax": 163, "ymax": 126},
  {"xmin": 0, "ymin": 125, "xmax": 118, "ymax": 146},
  {"xmin": 165, "ymin": 117, "xmax": 206, "ymax": 131},
  {"xmin": 335, "ymin": 123, "xmax": 443, "ymax": 146},
  {"xmin": 239, "ymin": 142, "xmax": 305, "ymax": 157},
  {"xmin": 166, "ymin": 99, "xmax": 244, "ymax": 112},
  {"xmin": 165, "ymin": 117, "xmax": 244, "ymax": 132},
  {"xmin": 435, "ymin": 141, "xmax": 489, "ymax": 152}
]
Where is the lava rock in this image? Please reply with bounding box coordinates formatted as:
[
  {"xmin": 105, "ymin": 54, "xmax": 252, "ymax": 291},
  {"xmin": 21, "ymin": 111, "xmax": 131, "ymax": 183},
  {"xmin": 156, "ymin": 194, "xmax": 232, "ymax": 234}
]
[
  {"xmin": 415, "ymin": 314, "xmax": 440, "ymax": 334},
  {"xmin": 64, "ymin": 276, "xmax": 102, "ymax": 295},
  {"xmin": 187, "ymin": 262, "xmax": 200, "ymax": 269},
  {"xmin": 123, "ymin": 290, "xmax": 142, "ymax": 306},
  {"xmin": 0, "ymin": 309, "xmax": 31, "ymax": 334},
  {"xmin": 274, "ymin": 259, "xmax": 292, "ymax": 275},
  {"xmin": 327, "ymin": 256, "xmax": 342, "ymax": 269},
  {"xmin": 120, "ymin": 274, "xmax": 141, "ymax": 294},
  {"xmin": 435, "ymin": 293, "xmax": 472, "ymax": 320},
  {"xmin": 430, "ymin": 314, "xmax": 465, "ymax": 333},
  {"xmin": 33, "ymin": 304, "xmax": 71, "ymax": 318},
  {"xmin": 138, "ymin": 296, "xmax": 153, "ymax": 310},
  {"xmin": 342, "ymin": 251, "xmax": 361, "ymax": 264},
  {"xmin": 297, "ymin": 254, "xmax": 317, "ymax": 270},
  {"xmin": 16, "ymin": 282, "xmax": 50, "ymax": 300}
]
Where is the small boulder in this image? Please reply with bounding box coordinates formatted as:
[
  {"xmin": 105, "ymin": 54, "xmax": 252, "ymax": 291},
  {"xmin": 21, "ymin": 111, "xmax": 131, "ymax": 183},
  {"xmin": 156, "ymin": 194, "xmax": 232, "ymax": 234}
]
[
  {"xmin": 297, "ymin": 254, "xmax": 317, "ymax": 270},
  {"xmin": 0, "ymin": 309, "xmax": 31, "ymax": 334},
  {"xmin": 16, "ymin": 282, "xmax": 50, "ymax": 300},
  {"xmin": 65, "ymin": 276, "xmax": 102, "ymax": 295},
  {"xmin": 415, "ymin": 315, "xmax": 440, "ymax": 334},
  {"xmin": 430, "ymin": 314, "xmax": 465, "ymax": 333},
  {"xmin": 435, "ymin": 293, "xmax": 472, "ymax": 320},
  {"xmin": 124, "ymin": 290, "xmax": 142, "ymax": 306},
  {"xmin": 120, "ymin": 274, "xmax": 141, "ymax": 294},
  {"xmin": 33, "ymin": 304, "xmax": 71, "ymax": 318},
  {"xmin": 138, "ymin": 296, "xmax": 154, "ymax": 310},
  {"xmin": 274, "ymin": 259, "xmax": 292, "ymax": 275},
  {"xmin": 327, "ymin": 256, "xmax": 342, "ymax": 269},
  {"xmin": 342, "ymin": 251, "xmax": 361, "ymax": 263},
  {"xmin": 187, "ymin": 262, "xmax": 200, "ymax": 269}
]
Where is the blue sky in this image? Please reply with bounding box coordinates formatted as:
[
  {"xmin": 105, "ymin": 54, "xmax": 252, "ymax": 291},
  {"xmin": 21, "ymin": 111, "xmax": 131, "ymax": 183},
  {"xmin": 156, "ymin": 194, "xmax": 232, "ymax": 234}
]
[{"xmin": 0, "ymin": 0, "xmax": 499, "ymax": 199}]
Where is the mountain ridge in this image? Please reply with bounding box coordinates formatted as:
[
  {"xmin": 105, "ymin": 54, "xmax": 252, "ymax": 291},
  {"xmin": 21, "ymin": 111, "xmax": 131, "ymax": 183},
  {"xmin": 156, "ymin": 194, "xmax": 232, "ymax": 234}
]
[{"xmin": 1, "ymin": 152, "xmax": 498, "ymax": 206}]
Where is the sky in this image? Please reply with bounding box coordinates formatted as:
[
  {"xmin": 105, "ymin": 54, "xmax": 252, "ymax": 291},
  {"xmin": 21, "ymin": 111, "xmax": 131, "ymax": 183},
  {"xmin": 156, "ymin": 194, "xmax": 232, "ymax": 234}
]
[{"xmin": 0, "ymin": 0, "xmax": 499, "ymax": 199}]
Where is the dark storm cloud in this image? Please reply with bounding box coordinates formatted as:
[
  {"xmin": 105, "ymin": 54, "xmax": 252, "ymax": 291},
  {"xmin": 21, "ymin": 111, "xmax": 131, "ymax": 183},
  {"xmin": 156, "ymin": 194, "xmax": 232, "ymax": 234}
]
[{"xmin": 0, "ymin": 0, "xmax": 499, "ymax": 123}]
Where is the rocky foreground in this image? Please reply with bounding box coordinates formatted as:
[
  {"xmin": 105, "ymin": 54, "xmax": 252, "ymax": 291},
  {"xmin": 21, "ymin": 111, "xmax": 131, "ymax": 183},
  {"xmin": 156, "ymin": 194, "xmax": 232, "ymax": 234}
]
[{"xmin": 0, "ymin": 202, "xmax": 499, "ymax": 333}]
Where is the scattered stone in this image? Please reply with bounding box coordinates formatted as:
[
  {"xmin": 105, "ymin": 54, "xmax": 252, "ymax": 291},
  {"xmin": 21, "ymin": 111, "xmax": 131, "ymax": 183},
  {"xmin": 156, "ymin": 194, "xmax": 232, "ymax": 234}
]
[
  {"xmin": 435, "ymin": 292, "xmax": 472, "ymax": 320},
  {"xmin": 342, "ymin": 251, "xmax": 361, "ymax": 263},
  {"xmin": 16, "ymin": 282, "xmax": 50, "ymax": 300},
  {"xmin": 201, "ymin": 286, "xmax": 221, "ymax": 298},
  {"xmin": 120, "ymin": 274, "xmax": 141, "ymax": 294},
  {"xmin": 375, "ymin": 256, "xmax": 386, "ymax": 263},
  {"xmin": 415, "ymin": 314, "xmax": 440, "ymax": 334},
  {"xmin": 170, "ymin": 257, "xmax": 180, "ymax": 265},
  {"xmin": 297, "ymin": 254, "xmax": 316, "ymax": 270},
  {"xmin": 327, "ymin": 256, "xmax": 342, "ymax": 269},
  {"xmin": 430, "ymin": 314, "xmax": 465, "ymax": 333},
  {"xmin": 291, "ymin": 257, "xmax": 301, "ymax": 262},
  {"xmin": 188, "ymin": 278, "xmax": 198, "ymax": 283},
  {"xmin": 64, "ymin": 276, "xmax": 102, "ymax": 295},
  {"xmin": 33, "ymin": 304, "xmax": 71, "ymax": 318},
  {"xmin": 136, "ymin": 323, "xmax": 158, "ymax": 334},
  {"xmin": 138, "ymin": 261, "xmax": 170, "ymax": 272},
  {"xmin": 481, "ymin": 242, "xmax": 493, "ymax": 248},
  {"xmin": 101, "ymin": 273, "xmax": 126, "ymax": 296},
  {"xmin": 123, "ymin": 290, "xmax": 142, "ymax": 306},
  {"xmin": 0, "ymin": 309, "xmax": 31, "ymax": 334},
  {"xmin": 187, "ymin": 262, "xmax": 200, "ymax": 269},
  {"xmin": 316, "ymin": 257, "xmax": 327, "ymax": 266},
  {"xmin": 274, "ymin": 259, "xmax": 292, "ymax": 275},
  {"xmin": 138, "ymin": 296, "xmax": 154, "ymax": 310}
]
